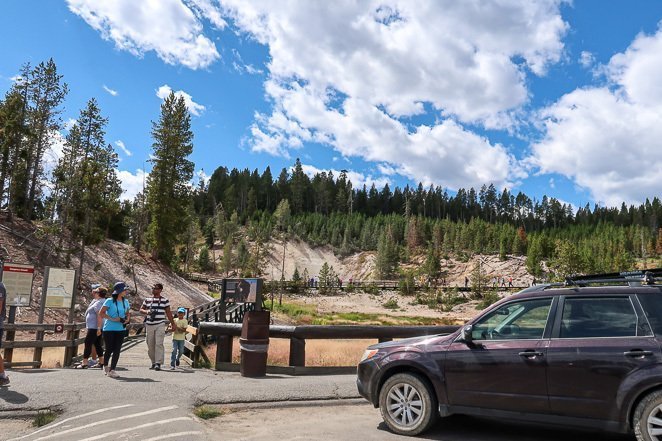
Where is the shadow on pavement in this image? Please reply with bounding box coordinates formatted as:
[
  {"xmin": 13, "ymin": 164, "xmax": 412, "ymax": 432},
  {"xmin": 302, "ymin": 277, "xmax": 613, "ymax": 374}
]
[
  {"xmin": 114, "ymin": 377, "xmax": 159, "ymax": 383},
  {"xmin": 0, "ymin": 388, "xmax": 29, "ymax": 404},
  {"xmin": 378, "ymin": 415, "xmax": 633, "ymax": 441}
]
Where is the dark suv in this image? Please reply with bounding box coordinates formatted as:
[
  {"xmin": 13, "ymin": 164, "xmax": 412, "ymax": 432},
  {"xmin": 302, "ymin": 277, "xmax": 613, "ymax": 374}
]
[{"xmin": 357, "ymin": 270, "xmax": 662, "ymax": 440}]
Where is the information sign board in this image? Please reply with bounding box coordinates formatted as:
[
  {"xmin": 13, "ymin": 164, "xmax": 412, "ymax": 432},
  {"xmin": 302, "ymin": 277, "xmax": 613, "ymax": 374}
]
[
  {"xmin": 222, "ymin": 278, "xmax": 262, "ymax": 304},
  {"xmin": 44, "ymin": 267, "xmax": 76, "ymax": 309},
  {"xmin": 1, "ymin": 263, "xmax": 35, "ymax": 306}
]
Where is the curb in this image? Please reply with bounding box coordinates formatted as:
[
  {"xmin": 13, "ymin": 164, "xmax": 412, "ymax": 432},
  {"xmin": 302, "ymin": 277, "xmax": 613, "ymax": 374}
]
[
  {"xmin": 196, "ymin": 396, "xmax": 365, "ymax": 409},
  {"xmin": 0, "ymin": 407, "xmax": 62, "ymax": 420}
]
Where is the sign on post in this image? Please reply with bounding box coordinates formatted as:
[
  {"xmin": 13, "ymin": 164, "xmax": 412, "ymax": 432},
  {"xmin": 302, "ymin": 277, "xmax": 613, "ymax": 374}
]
[
  {"xmin": 222, "ymin": 278, "xmax": 263, "ymax": 305},
  {"xmin": 44, "ymin": 267, "xmax": 76, "ymax": 309},
  {"xmin": 1, "ymin": 263, "xmax": 35, "ymax": 306}
]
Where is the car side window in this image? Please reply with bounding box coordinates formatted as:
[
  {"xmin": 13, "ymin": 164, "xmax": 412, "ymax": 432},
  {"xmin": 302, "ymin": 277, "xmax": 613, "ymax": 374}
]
[
  {"xmin": 559, "ymin": 297, "xmax": 648, "ymax": 338},
  {"xmin": 472, "ymin": 298, "xmax": 552, "ymax": 340}
]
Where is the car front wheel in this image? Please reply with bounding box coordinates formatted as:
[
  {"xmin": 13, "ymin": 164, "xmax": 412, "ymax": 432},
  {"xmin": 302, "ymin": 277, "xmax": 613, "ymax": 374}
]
[
  {"xmin": 379, "ymin": 372, "xmax": 438, "ymax": 436},
  {"xmin": 634, "ymin": 390, "xmax": 662, "ymax": 441}
]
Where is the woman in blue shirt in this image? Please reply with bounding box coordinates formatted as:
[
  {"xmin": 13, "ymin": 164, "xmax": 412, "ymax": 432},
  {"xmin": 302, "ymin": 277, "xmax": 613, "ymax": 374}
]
[{"xmin": 98, "ymin": 282, "xmax": 131, "ymax": 378}]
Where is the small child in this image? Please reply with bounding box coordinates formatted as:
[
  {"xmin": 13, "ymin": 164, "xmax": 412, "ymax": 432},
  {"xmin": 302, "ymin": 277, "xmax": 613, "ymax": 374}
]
[{"xmin": 170, "ymin": 307, "xmax": 188, "ymax": 370}]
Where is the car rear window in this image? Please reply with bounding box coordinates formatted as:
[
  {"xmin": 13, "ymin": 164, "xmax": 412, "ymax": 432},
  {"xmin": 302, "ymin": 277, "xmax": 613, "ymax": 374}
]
[
  {"xmin": 560, "ymin": 297, "xmax": 641, "ymax": 338},
  {"xmin": 637, "ymin": 293, "xmax": 662, "ymax": 336}
]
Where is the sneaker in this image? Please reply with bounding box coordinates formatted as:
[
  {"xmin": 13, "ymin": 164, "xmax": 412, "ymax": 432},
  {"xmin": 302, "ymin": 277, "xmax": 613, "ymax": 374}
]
[
  {"xmin": 88, "ymin": 359, "xmax": 98, "ymax": 368},
  {"xmin": 176, "ymin": 359, "xmax": 180, "ymax": 367},
  {"xmin": 103, "ymin": 365, "xmax": 110, "ymax": 375},
  {"xmin": 170, "ymin": 366, "xmax": 176, "ymax": 371},
  {"xmin": 149, "ymin": 363, "xmax": 156, "ymax": 370},
  {"xmin": 0, "ymin": 377, "xmax": 9, "ymax": 387},
  {"xmin": 107, "ymin": 370, "xmax": 119, "ymax": 378},
  {"xmin": 154, "ymin": 364, "xmax": 161, "ymax": 371}
]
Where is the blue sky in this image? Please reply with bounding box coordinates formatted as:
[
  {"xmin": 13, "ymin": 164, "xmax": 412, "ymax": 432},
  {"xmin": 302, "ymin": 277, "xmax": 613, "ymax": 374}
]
[{"xmin": 1, "ymin": 1, "xmax": 662, "ymax": 208}]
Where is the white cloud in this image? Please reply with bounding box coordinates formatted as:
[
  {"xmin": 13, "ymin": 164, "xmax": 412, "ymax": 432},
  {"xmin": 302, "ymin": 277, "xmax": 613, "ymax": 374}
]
[
  {"xmin": 66, "ymin": 0, "xmax": 220, "ymax": 69},
  {"xmin": 103, "ymin": 85, "xmax": 118, "ymax": 96},
  {"xmin": 156, "ymin": 85, "xmax": 206, "ymax": 116},
  {"xmin": 299, "ymin": 164, "xmax": 390, "ymax": 190},
  {"xmin": 218, "ymin": 0, "xmax": 567, "ymax": 190},
  {"xmin": 530, "ymin": 26, "xmax": 662, "ymax": 205},
  {"xmin": 579, "ymin": 50, "xmax": 595, "ymax": 68},
  {"xmin": 117, "ymin": 169, "xmax": 148, "ymax": 201},
  {"xmin": 115, "ymin": 140, "xmax": 132, "ymax": 157},
  {"xmin": 231, "ymin": 48, "xmax": 264, "ymax": 75},
  {"xmin": 64, "ymin": 118, "xmax": 77, "ymax": 130},
  {"xmin": 44, "ymin": 131, "xmax": 66, "ymax": 181},
  {"xmin": 188, "ymin": 0, "xmax": 227, "ymax": 29}
]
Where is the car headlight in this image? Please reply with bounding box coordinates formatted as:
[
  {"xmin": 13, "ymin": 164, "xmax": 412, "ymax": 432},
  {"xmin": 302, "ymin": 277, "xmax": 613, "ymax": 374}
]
[{"xmin": 360, "ymin": 349, "xmax": 379, "ymax": 363}]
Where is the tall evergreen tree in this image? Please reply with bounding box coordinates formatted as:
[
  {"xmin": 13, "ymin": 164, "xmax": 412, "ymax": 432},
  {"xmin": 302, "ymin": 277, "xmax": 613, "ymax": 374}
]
[
  {"xmin": 24, "ymin": 59, "xmax": 68, "ymax": 218},
  {"xmin": 145, "ymin": 92, "xmax": 195, "ymax": 264},
  {"xmin": 52, "ymin": 99, "xmax": 120, "ymax": 272}
]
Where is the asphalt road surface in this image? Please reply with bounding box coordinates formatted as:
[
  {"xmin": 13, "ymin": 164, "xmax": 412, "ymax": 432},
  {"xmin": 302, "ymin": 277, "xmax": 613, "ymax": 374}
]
[{"xmin": 202, "ymin": 402, "xmax": 636, "ymax": 441}]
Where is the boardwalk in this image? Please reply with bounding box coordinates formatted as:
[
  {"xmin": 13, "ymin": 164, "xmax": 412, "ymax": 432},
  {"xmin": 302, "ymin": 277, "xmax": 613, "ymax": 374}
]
[{"xmin": 120, "ymin": 334, "xmax": 178, "ymax": 368}]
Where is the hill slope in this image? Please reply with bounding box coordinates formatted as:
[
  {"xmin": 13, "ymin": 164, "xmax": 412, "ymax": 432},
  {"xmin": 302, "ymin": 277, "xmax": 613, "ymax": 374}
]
[{"xmin": 0, "ymin": 212, "xmax": 211, "ymax": 324}]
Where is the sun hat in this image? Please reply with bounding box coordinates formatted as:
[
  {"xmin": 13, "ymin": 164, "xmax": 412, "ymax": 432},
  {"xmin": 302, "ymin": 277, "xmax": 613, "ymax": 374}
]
[
  {"xmin": 112, "ymin": 281, "xmax": 128, "ymax": 296},
  {"xmin": 177, "ymin": 307, "xmax": 187, "ymax": 314}
]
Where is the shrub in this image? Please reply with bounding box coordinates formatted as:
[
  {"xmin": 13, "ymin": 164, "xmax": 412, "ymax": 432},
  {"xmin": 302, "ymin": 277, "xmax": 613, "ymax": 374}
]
[
  {"xmin": 383, "ymin": 298, "xmax": 399, "ymax": 309},
  {"xmin": 477, "ymin": 290, "xmax": 500, "ymax": 310}
]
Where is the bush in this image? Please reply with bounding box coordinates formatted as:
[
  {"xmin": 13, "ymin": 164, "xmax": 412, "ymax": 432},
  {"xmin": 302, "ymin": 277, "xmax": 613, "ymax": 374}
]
[
  {"xmin": 477, "ymin": 290, "xmax": 500, "ymax": 310},
  {"xmin": 399, "ymin": 270, "xmax": 416, "ymax": 296},
  {"xmin": 383, "ymin": 298, "xmax": 399, "ymax": 309}
]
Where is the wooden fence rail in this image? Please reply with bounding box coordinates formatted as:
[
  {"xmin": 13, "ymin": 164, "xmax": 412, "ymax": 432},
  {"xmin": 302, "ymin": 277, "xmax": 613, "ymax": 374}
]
[
  {"xmin": 2, "ymin": 322, "xmax": 145, "ymax": 368},
  {"xmin": 197, "ymin": 322, "xmax": 460, "ymax": 375}
]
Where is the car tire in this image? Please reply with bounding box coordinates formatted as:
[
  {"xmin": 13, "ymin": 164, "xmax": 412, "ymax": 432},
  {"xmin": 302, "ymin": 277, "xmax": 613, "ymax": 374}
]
[
  {"xmin": 379, "ymin": 372, "xmax": 438, "ymax": 436},
  {"xmin": 634, "ymin": 390, "xmax": 662, "ymax": 441}
]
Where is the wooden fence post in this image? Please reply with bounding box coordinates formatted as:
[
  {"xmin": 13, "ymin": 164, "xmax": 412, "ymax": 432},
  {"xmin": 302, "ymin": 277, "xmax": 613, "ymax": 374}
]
[
  {"xmin": 4, "ymin": 306, "xmax": 16, "ymax": 365},
  {"xmin": 216, "ymin": 335, "xmax": 233, "ymax": 364},
  {"xmin": 289, "ymin": 337, "xmax": 305, "ymax": 367}
]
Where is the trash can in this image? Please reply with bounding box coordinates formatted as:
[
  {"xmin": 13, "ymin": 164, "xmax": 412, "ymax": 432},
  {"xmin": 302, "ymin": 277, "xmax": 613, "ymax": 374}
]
[{"xmin": 239, "ymin": 310, "xmax": 270, "ymax": 377}]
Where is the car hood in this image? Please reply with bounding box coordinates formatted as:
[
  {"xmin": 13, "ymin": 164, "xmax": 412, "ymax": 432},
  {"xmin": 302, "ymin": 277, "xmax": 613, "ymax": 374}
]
[{"xmin": 369, "ymin": 332, "xmax": 457, "ymax": 350}]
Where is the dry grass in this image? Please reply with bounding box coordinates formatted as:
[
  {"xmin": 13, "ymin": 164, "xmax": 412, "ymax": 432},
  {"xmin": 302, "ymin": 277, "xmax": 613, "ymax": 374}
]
[
  {"xmin": 9, "ymin": 347, "xmax": 72, "ymax": 368},
  {"xmin": 204, "ymin": 338, "xmax": 373, "ymax": 367}
]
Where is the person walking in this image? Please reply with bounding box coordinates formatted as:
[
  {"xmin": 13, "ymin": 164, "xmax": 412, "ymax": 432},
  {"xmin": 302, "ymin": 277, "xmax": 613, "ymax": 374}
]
[
  {"xmin": 99, "ymin": 282, "xmax": 131, "ymax": 378},
  {"xmin": 140, "ymin": 283, "xmax": 175, "ymax": 371},
  {"xmin": 0, "ymin": 281, "xmax": 9, "ymax": 386},
  {"xmin": 81, "ymin": 285, "xmax": 106, "ymax": 369},
  {"xmin": 170, "ymin": 307, "xmax": 188, "ymax": 370}
]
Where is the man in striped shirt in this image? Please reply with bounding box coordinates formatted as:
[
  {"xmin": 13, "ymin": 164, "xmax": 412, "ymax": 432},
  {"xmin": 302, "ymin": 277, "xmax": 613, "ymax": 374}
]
[{"xmin": 140, "ymin": 283, "xmax": 176, "ymax": 371}]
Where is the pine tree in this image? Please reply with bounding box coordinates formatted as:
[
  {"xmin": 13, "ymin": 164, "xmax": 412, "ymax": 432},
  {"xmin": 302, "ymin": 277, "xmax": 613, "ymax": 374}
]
[
  {"xmin": 24, "ymin": 59, "xmax": 68, "ymax": 218},
  {"xmin": 376, "ymin": 228, "xmax": 399, "ymax": 279},
  {"xmin": 198, "ymin": 245, "xmax": 211, "ymax": 271},
  {"xmin": 526, "ymin": 236, "xmax": 544, "ymax": 277},
  {"xmin": 53, "ymin": 99, "xmax": 120, "ymax": 272},
  {"xmin": 422, "ymin": 245, "xmax": 441, "ymax": 286},
  {"xmin": 146, "ymin": 92, "xmax": 195, "ymax": 264},
  {"xmin": 0, "ymin": 90, "xmax": 29, "ymax": 205}
]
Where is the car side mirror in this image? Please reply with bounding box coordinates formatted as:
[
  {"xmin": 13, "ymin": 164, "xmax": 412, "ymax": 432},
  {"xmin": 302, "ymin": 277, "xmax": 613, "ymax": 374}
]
[{"xmin": 461, "ymin": 325, "xmax": 473, "ymax": 343}]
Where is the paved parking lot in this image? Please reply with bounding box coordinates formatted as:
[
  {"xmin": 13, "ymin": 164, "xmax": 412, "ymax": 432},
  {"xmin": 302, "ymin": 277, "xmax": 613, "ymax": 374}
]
[{"xmin": 202, "ymin": 402, "xmax": 635, "ymax": 441}]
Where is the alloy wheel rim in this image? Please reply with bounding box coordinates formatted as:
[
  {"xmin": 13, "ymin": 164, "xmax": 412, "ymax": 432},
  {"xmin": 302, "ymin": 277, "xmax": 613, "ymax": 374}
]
[
  {"xmin": 648, "ymin": 405, "xmax": 662, "ymax": 440},
  {"xmin": 386, "ymin": 382, "xmax": 424, "ymax": 428}
]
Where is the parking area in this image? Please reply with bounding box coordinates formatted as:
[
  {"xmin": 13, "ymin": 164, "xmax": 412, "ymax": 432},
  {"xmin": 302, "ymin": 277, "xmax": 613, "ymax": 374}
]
[{"xmin": 202, "ymin": 402, "xmax": 634, "ymax": 441}]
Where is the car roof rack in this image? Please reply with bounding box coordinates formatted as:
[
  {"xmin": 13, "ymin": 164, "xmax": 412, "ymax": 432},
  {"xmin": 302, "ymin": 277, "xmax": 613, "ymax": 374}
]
[{"xmin": 564, "ymin": 268, "xmax": 662, "ymax": 287}]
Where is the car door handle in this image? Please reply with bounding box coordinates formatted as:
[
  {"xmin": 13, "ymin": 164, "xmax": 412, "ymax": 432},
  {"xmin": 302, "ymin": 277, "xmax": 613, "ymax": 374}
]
[
  {"xmin": 624, "ymin": 350, "xmax": 653, "ymax": 358},
  {"xmin": 518, "ymin": 351, "xmax": 544, "ymax": 358}
]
